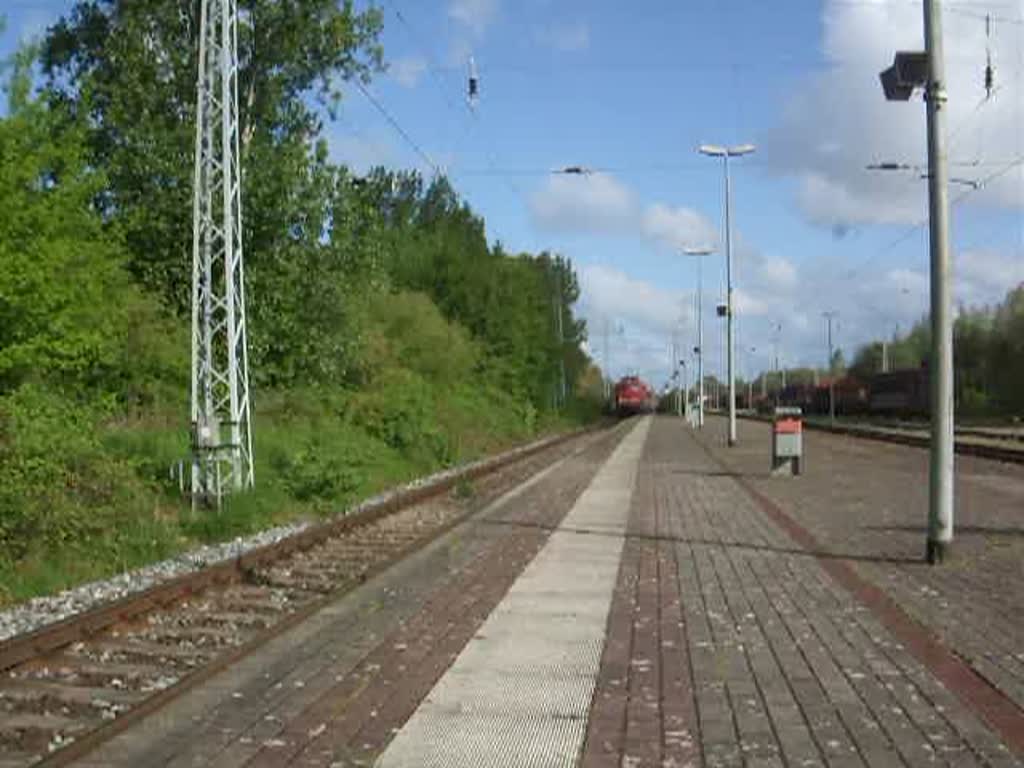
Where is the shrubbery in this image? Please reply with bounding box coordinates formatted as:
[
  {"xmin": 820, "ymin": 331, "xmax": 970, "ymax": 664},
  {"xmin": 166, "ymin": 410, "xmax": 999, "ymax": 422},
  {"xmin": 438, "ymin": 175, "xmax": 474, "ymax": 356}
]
[{"xmin": 0, "ymin": 6, "xmax": 603, "ymax": 605}]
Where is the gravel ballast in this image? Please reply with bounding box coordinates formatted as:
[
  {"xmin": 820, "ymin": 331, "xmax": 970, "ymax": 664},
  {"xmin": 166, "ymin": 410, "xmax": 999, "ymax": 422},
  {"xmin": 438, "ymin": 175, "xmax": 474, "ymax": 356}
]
[{"xmin": 0, "ymin": 431, "xmax": 573, "ymax": 645}]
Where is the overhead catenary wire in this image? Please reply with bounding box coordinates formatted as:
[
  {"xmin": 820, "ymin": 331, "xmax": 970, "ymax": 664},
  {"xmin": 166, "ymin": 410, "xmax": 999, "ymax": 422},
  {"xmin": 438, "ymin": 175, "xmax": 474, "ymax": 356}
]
[
  {"xmin": 832, "ymin": 149, "xmax": 1024, "ymax": 342},
  {"xmin": 842, "ymin": 151, "xmax": 1024, "ymax": 282},
  {"xmin": 828, "ymin": 0, "xmax": 1024, "ymax": 26},
  {"xmin": 380, "ymin": 0, "xmax": 540, "ymax": 248},
  {"xmin": 353, "ymin": 79, "xmax": 442, "ymax": 177},
  {"xmin": 840, "ymin": 8, "xmax": 1018, "ymax": 287}
]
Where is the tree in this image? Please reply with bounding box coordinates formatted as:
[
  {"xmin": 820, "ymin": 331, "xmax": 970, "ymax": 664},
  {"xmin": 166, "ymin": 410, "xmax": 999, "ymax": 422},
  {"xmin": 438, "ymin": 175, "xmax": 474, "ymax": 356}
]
[
  {"xmin": 0, "ymin": 99, "xmax": 141, "ymax": 396},
  {"xmin": 41, "ymin": 0, "xmax": 384, "ymax": 312},
  {"xmin": 829, "ymin": 348, "xmax": 846, "ymax": 376},
  {"xmin": 849, "ymin": 343, "xmax": 883, "ymax": 379}
]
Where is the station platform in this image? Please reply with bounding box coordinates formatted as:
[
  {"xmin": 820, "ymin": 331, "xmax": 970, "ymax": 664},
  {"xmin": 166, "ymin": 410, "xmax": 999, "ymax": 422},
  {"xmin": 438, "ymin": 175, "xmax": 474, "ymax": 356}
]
[{"xmin": 73, "ymin": 416, "xmax": 1024, "ymax": 768}]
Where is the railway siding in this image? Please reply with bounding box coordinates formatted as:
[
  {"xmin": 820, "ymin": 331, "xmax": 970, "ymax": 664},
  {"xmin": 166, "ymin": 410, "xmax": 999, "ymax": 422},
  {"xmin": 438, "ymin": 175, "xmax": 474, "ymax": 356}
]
[{"xmin": 737, "ymin": 412, "xmax": 1024, "ymax": 464}]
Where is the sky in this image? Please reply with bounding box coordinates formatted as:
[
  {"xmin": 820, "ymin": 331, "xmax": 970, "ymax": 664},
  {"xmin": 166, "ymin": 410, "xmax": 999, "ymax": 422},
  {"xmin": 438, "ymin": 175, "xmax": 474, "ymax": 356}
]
[{"xmin": 3, "ymin": 0, "xmax": 1024, "ymax": 389}]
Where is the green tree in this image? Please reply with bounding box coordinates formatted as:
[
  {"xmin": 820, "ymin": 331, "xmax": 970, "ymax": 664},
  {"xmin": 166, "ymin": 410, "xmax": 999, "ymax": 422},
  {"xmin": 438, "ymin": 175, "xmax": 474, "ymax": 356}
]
[
  {"xmin": 41, "ymin": 0, "xmax": 384, "ymax": 312},
  {"xmin": 0, "ymin": 99, "xmax": 141, "ymax": 396},
  {"xmin": 849, "ymin": 343, "xmax": 883, "ymax": 379},
  {"xmin": 990, "ymin": 286, "xmax": 1024, "ymax": 413},
  {"xmin": 829, "ymin": 348, "xmax": 846, "ymax": 376}
]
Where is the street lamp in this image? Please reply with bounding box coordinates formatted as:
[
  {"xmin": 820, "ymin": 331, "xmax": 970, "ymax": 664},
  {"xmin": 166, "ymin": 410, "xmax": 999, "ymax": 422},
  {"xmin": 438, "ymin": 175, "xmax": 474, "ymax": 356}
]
[
  {"xmin": 699, "ymin": 143, "xmax": 755, "ymax": 446},
  {"xmin": 682, "ymin": 247, "xmax": 714, "ymax": 429},
  {"xmin": 880, "ymin": 5, "xmax": 954, "ymax": 564}
]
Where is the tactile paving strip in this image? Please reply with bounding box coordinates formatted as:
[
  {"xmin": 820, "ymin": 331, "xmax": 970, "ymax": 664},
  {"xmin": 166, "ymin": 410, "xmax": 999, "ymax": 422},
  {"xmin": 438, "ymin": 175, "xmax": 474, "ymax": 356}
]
[{"xmin": 377, "ymin": 417, "xmax": 651, "ymax": 768}]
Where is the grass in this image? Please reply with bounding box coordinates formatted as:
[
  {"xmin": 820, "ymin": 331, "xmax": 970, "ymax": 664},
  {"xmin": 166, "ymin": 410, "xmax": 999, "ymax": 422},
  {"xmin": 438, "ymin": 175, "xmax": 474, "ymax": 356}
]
[{"xmin": 0, "ymin": 385, "xmax": 600, "ymax": 607}]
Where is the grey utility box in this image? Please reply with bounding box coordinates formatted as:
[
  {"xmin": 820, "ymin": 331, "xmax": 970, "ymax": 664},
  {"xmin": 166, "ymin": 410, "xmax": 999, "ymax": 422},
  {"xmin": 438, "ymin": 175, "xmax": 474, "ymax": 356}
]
[{"xmin": 771, "ymin": 406, "xmax": 803, "ymax": 476}]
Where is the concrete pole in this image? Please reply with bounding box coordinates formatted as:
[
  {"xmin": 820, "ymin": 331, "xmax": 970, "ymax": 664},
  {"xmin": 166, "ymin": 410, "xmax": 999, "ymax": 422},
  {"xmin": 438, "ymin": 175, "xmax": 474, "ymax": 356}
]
[
  {"xmin": 697, "ymin": 255, "xmax": 705, "ymax": 429},
  {"xmin": 682, "ymin": 362, "xmax": 689, "ymax": 420},
  {"xmin": 772, "ymin": 340, "xmax": 778, "ymax": 403},
  {"xmin": 603, "ymin": 317, "xmax": 611, "ymax": 403},
  {"xmin": 725, "ymin": 154, "xmax": 737, "ymax": 446},
  {"xmin": 924, "ymin": 0, "xmax": 954, "ymax": 563},
  {"xmin": 824, "ymin": 311, "xmax": 837, "ymax": 426},
  {"xmin": 672, "ymin": 334, "xmax": 680, "ymax": 416}
]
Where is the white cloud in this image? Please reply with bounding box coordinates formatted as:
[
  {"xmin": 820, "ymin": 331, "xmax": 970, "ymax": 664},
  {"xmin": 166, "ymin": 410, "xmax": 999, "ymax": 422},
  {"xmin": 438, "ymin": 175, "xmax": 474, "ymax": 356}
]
[
  {"xmin": 580, "ymin": 264, "xmax": 693, "ymax": 336},
  {"xmin": 795, "ymin": 171, "xmax": 922, "ymax": 230},
  {"xmin": 448, "ymin": 0, "xmax": 499, "ymax": 38},
  {"xmin": 734, "ymin": 288, "xmax": 769, "ymax": 317},
  {"xmin": 529, "ymin": 173, "xmax": 720, "ymax": 257},
  {"xmin": 535, "ymin": 20, "xmax": 590, "ymax": 53},
  {"xmin": 640, "ymin": 204, "xmax": 719, "ymax": 253},
  {"xmin": 763, "ymin": 0, "xmax": 1024, "ymax": 230},
  {"xmin": 389, "ymin": 56, "xmax": 428, "ymax": 89},
  {"xmin": 759, "ymin": 256, "xmax": 798, "ymax": 290},
  {"xmin": 529, "ymin": 172, "xmax": 637, "ymax": 233},
  {"xmin": 578, "ymin": 264, "xmax": 696, "ymax": 383},
  {"xmin": 956, "ymin": 249, "xmax": 1024, "ymax": 307}
]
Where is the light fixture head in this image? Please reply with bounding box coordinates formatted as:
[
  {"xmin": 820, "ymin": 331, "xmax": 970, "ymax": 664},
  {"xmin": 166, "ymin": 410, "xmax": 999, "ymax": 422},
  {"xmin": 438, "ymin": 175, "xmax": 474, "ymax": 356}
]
[
  {"xmin": 699, "ymin": 144, "xmax": 726, "ymax": 157},
  {"xmin": 699, "ymin": 143, "xmax": 755, "ymax": 157}
]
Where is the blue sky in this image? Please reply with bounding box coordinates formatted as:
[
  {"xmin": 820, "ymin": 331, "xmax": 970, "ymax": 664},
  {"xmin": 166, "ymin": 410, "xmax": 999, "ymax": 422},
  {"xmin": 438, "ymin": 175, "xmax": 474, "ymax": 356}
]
[{"xmin": 3, "ymin": 0, "xmax": 1023, "ymax": 387}]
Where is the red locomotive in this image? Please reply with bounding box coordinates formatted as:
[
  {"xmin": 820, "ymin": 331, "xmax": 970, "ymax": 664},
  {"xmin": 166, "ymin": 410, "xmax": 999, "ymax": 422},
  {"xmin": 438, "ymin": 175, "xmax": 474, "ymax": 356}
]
[{"xmin": 613, "ymin": 375, "xmax": 655, "ymax": 416}]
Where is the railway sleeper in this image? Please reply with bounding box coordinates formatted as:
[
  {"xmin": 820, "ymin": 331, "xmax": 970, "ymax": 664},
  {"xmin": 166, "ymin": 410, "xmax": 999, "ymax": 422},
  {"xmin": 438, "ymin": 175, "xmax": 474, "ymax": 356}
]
[
  {"xmin": 129, "ymin": 623, "xmax": 250, "ymax": 650},
  {"xmin": 224, "ymin": 582, "xmax": 307, "ymax": 611},
  {"xmin": 0, "ymin": 680, "xmax": 138, "ymax": 724},
  {"xmin": 0, "ymin": 712, "xmax": 85, "ymax": 755},
  {"xmin": 0, "ymin": 751, "xmax": 44, "ymax": 768},
  {"xmin": 152, "ymin": 609, "xmax": 277, "ymax": 632},
  {"xmin": 348, "ymin": 527, "xmax": 429, "ymax": 541},
  {"xmin": 13, "ymin": 659, "xmax": 176, "ymax": 692},
  {"xmin": 74, "ymin": 639, "xmax": 211, "ymax": 669},
  {"xmin": 254, "ymin": 570, "xmax": 342, "ymax": 595}
]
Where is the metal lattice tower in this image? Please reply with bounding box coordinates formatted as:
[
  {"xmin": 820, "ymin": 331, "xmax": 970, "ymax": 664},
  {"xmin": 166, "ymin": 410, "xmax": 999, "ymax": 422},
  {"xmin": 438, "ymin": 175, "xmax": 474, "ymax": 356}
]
[{"xmin": 190, "ymin": 0, "xmax": 253, "ymax": 504}]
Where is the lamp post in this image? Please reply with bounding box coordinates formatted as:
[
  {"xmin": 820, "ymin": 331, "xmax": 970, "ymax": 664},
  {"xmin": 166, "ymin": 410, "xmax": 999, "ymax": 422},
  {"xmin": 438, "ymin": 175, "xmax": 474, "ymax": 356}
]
[
  {"xmin": 699, "ymin": 143, "xmax": 755, "ymax": 446},
  {"xmin": 683, "ymin": 247, "xmax": 714, "ymax": 429},
  {"xmin": 746, "ymin": 346, "xmax": 757, "ymax": 411},
  {"xmin": 879, "ymin": 0, "xmax": 954, "ymax": 564},
  {"xmin": 824, "ymin": 311, "xmax": 839, "ymax": 426},
  {"xmin": 680, "ymin": 359, "xmax": 689, "ymax": 419}
]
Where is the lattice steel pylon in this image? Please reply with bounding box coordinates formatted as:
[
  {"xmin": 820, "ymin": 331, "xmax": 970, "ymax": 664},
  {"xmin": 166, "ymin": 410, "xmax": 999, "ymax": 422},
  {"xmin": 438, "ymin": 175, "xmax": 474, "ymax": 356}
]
[{"xmin": 190, "ymin": 0, "xmax": 254, "ymax": 506}]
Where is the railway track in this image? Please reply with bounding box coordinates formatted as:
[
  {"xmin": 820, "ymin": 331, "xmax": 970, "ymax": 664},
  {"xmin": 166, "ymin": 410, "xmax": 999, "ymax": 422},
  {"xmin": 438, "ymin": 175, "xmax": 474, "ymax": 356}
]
[
  {"xmin": 735, "ymin": 412, "xmax": 1024, "ymax": 464},
  {"xmin": 0, "ymin": 426, "xmax": 607, "ymax": 767}
]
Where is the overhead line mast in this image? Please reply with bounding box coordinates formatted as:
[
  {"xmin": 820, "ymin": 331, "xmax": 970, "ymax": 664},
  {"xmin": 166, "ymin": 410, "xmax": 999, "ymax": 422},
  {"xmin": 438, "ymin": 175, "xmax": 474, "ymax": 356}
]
[{"xmin": 190, "ymin": 0, "xmax": 254, "ymax": 507}]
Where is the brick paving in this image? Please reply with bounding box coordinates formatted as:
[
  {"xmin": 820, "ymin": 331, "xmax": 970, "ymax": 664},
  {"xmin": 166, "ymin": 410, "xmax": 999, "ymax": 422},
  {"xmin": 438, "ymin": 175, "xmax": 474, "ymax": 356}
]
[
  {"xmin": 69, "ymin": 426, "xmax": 627, "ymax": 768},
  {"xmin": 580, "ymin": 426, "xmax": 699, "ymax": 768},
  {"xmin": 696, "ymin": 416, "xmax": 1024, "ymax": 738},
  {"xmin": 582, "ymin": 416, "xmax": 1020, "ymax": 768},
  {"xmin": 68, "ymin": 415, "xmax": 1024, "ymax": 768},
  {"xmin": 376, "ymin": 417, "xmax": 649, "ymax": 768}
]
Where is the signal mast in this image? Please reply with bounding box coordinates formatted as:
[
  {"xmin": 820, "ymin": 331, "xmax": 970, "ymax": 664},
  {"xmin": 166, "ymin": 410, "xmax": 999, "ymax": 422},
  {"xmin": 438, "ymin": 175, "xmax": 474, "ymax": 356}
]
[{"xmin": 190, "ymin": 0, "xmax": 254, "ymax": 507}]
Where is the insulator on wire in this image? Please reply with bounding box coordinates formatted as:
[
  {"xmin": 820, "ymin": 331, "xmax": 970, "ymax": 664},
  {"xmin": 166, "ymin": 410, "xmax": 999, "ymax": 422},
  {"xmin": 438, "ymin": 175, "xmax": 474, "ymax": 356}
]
[
  {"xmin": 984, "ymin": 14, "xmax": 995, "ymax": 99},
  {"xmin": 467, "ymin": 56, "xmax": 479, "ymax": 104}
]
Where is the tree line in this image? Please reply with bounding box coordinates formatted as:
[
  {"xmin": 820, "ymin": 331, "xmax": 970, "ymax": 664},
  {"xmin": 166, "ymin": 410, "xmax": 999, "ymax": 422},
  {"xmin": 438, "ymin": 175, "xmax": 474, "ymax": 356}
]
[
  {"xmin": 0, "ymin": 2, "xmax": 596, "ymax": 602},
  {"xmin": 848, "ymin": 285, "xmax": 1024, "ymax": 417}
]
